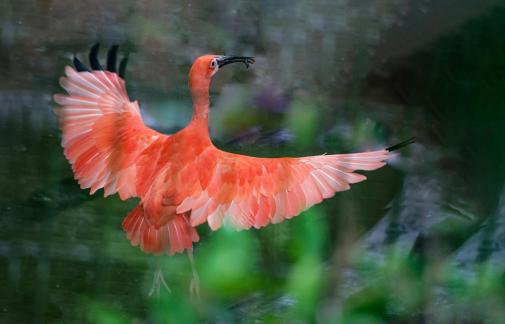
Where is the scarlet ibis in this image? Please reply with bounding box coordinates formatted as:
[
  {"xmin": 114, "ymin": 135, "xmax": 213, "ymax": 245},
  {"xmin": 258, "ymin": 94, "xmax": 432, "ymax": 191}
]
[{"xmin": 54, "ymin": 44, "xmax": 414, "ymax": 256}]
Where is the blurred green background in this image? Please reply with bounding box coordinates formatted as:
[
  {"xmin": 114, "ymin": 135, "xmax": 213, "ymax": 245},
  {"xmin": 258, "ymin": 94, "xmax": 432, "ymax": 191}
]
[{"xmin": 1, "ymin": 0, "xmax": 505, "ymax": 323}]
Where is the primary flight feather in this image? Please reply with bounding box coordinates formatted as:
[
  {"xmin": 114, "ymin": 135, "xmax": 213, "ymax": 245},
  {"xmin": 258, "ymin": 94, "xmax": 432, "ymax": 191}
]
[{"xmin": 54, "ymin": 44, "xmax": 413, "ymax": 255}]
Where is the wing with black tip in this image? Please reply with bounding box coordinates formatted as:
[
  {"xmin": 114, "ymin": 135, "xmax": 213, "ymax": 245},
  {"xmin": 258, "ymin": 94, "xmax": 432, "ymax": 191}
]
[{"xmin": 54, "ymin": 44, "xmax": 168, "ymax": 199}]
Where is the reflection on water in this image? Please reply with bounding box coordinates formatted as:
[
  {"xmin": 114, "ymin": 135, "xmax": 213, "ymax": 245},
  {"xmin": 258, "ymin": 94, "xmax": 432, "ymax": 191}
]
[{"xmin": 1, "ymin": 1, "xmax": 505, "ymax": 322}]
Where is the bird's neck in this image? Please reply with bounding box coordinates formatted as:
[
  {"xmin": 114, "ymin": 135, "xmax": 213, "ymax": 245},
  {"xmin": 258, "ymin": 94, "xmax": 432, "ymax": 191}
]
[{"xmin": 189, "ymin": 74, "xmax": 211, "ymax": 122}]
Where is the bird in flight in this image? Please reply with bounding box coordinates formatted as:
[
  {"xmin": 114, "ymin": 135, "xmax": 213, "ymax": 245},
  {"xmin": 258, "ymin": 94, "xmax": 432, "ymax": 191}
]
[{"xmin": 54, "ymin": 44, "xmax": 414, "ymax": 257}]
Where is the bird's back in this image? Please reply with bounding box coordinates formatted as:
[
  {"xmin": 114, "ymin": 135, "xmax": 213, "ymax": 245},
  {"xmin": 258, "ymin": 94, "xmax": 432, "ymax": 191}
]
[{"xmin": 134, "ymin": 120, "xmax": 217, "ymax": 225}]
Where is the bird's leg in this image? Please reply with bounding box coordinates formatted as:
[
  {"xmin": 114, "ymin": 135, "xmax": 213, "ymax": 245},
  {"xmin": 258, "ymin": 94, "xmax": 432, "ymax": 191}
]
[
  {"xmin": 149, "ymin": 259, "xmax": 171, "ymax": 297},
  {"xmin": 188, "ymin": 249, "xmax": 201, "ymax": 301}
]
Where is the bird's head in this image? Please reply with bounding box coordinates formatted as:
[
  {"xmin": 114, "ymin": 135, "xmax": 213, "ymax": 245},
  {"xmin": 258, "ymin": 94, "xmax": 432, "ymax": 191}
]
[
  {"xmin": 189, "ymin": 55, "xmax": 255, "ymax": 81},
  {"xmin": 189, "ymin": 55, "xmax": 254, "ymax": 111}
]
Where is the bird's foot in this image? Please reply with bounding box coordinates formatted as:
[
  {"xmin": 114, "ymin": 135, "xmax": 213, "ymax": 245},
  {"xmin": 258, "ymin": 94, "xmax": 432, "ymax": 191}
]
[
  {"xmin": 188, "ymin": 249, "xmax": 201, "ymax": 301},
  {"xmin": 149, "ymin": 265, "xmax": 171, "ymax": 297}
]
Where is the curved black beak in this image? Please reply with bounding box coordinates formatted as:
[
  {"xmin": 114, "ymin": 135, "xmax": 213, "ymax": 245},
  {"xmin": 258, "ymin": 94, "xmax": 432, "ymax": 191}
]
[{"xmin": 217, "ymin": 56, "xmax": 255, "ymax": 69}]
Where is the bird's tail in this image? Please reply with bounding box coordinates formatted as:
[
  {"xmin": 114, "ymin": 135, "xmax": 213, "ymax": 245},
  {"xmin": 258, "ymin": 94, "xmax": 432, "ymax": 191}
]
[{"xmin": 122, "ymin": 204, "xmax": 199, "ymax": 255}]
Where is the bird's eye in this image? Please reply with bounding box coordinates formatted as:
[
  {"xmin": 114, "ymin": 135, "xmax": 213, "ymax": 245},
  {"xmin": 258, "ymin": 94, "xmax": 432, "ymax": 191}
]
[{"xmin": 210, "ymin": 60, "xmax": 217, "ymax": 69}]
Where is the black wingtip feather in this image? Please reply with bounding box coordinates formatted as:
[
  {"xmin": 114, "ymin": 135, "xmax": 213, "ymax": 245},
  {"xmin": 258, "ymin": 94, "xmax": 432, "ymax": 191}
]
[
  {"xmin": 89, "ymin": 43, "xmax": 103, "ymax": 70},
  {"xmin": 386, "ymin": 137, "xmax": 416, "ymax": 152},
  {"xmin": 107, "ymin": 45, "xmax": 119, "ymax": 72},
  {"xmin": 118, "ymin": 54, "xmax": 129, "ymax": 79},
  {"xmin": 73, "ymin": 56, "xmax": 89, "ymax": 72},
  {"xmin": 73, "ymin": 44, "xmax": 128, "ymax": 77}
]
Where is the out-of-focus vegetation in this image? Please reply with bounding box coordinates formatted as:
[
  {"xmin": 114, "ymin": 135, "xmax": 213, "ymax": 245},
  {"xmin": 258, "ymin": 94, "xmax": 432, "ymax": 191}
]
[{"xmin": 1, "ymin": 1, "xmax": 505, "ymax": 323}]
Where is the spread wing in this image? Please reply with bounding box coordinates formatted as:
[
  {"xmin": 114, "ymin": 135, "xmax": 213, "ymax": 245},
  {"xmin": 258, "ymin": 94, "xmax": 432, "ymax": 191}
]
[
  {"xmin": 53, "ymin": 44, "xmax": 167, "ymax": 200},
  {"xmin": 175, "ymin": 146, "xmax": 391, "ymax": 231}
]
